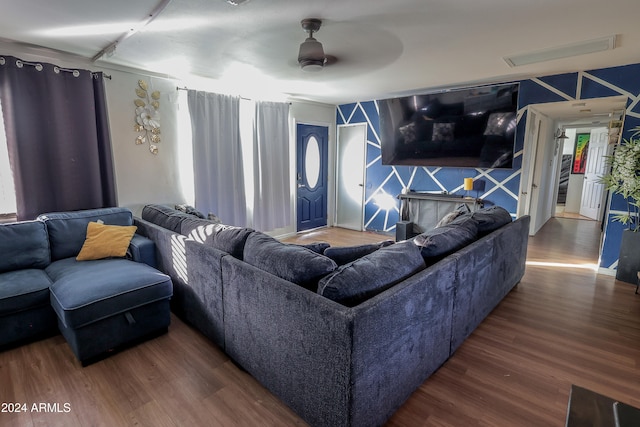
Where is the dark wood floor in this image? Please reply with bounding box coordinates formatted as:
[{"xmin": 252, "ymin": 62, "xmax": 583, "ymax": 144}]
[{"xmin": 1, "ymin": 219, "xmax": 639, "ymax": 426}]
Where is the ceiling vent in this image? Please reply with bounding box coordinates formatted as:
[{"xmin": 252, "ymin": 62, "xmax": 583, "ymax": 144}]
[{"xmin": 503, "ymin": 35, "xmax": 616, "ymax": 67}]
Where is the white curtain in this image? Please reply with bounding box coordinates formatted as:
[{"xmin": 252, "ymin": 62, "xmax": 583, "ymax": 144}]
[
  {"xmin": 187, "ymin": 90, "xmax": 247, "ymax": 226},
  {"xmin": 253, "ymin": 101, "xmax": 291, "ymax": 231}
]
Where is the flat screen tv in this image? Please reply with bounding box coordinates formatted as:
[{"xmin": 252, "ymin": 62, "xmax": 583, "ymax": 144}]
[{"xmin": 379, "ymin": 82, "xmax": 519, "ymax": 168}]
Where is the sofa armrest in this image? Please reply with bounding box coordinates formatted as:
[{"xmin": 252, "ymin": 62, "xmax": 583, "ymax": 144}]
[
  {"xmin": 134, "ymin": 216, "xmax": 227, "ymax": 349},
  {"xmin": 127, "ymin": 234, "xmax": 157, "ymax": 268},
  {"xmin": 222, "ymin": 256, "xmax": 353, "ymax": 427},
  {"xmin": 348, "ymin": 258, "xmax": 456, "ymax": 426}
]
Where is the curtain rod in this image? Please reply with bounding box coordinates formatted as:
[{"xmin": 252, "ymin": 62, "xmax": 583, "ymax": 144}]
[
  {"xmin": 2, "ymin": 57, "xmax": 111, "ymax": 79},
  {"xmin": 176, "ymin": 85, "xmax": 251, "ymax": 101}
]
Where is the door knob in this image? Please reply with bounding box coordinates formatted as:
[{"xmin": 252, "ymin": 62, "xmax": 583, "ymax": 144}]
[{"xmin": 298, "ymin": 184, "xmax": 306, "ymax": 188}]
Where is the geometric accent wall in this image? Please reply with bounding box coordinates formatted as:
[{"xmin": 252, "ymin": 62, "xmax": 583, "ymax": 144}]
[
  {"xmin": 337, "ymin": 62, "xmax": 640, "ymax": 275},
  {"xmin": 337, "ymin": 101, "xmax": 524, "ymax": 232}
]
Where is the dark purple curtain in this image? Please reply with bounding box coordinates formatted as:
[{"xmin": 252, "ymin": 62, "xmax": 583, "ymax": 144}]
[{"xmin": 0, "ymin": 55, "xmax": 116, "ymax": 220}]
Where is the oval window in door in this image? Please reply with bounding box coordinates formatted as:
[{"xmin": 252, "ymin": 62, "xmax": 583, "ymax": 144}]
[{"xmin": 305, "ymin": 136, "xmax": 320, "ymax": 189}]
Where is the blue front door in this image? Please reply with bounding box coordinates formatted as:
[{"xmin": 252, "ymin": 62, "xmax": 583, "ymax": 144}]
[{"xmin": 296, "ymin": 124, "xmax": 328, "ymax": 231}]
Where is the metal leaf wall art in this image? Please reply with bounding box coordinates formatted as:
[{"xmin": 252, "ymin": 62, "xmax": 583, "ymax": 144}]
[{"xmin": 133, "ymin": 79, "xmax": 161, "ymax": 154}]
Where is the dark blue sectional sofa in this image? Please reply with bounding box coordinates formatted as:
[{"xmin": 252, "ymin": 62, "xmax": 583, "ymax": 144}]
[
  {"xmin": 135, "ymin": 204, "xmax": 529, "ymax": 427},
  {"xmin": 0, "ymin": 207, "xmax": 173, "ymax": 365}
]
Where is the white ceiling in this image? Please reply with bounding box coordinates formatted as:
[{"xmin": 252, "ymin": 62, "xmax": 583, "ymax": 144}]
[{"xmin": 1, "ymin": 0, "xmax": 640, "ymax": 104}]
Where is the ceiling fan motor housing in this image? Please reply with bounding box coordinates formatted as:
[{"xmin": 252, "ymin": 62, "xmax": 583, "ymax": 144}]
[{"xmin": 299, "ymin": 18, "xmax": 325, "ymax": 71}]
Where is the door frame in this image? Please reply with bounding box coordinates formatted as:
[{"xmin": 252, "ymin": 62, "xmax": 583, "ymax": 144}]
[{"xmin": 517, "ymin": 107, "xmax": 542, "ymax": 227}]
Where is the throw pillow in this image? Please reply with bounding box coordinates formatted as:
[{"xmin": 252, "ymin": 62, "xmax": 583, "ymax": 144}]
[
  {"xmin": 483, "ymin": 112, "xmax": 516, "ymax": 137},
  {"xmin": 435, "ymin": 204, "xmax": 471, "ymax": 228},
  {"xmin": 399, "ymin": 122, "xmax": 417, "ymax": 143},
  {"xmin": 174, "ymin": 204, "xmax": 206, "ymax": 219},
  {"xmin": 432, "ymin": 122, "xmax": 455, "ymax": 141},
  {"xmin": 323, "ymin": 240, "xmax": 394, "ymax": 265},
  {"xmin": 318, "ymin": 241, "xmax": 425, "ymax": 307},
  {"xmin": 414, "ymin": 215, "xmax": 478, "ymax": 261},
  {"xmin": 435, "ymin": 211, "xmax": 461, "ymax": 228},
  {"xmin": 183, "ymin": 222, "xmax": 254, "ymax": 259},
  {"xmin": 76, "ymin": 222, "xmax": 137, "ymax": 261},
  {"xmin": 470, "ymin": 206, "xmax": 513, "ymax": 235}
]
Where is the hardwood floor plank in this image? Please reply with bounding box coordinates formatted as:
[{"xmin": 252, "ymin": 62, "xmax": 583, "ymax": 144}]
[
  {"xmin": 281, "ymin": 226, "xmax": 392, "ymax": 246},
  {"xmin": 1, "ymin": 220, "xmax": 639, "ymax": 426}
]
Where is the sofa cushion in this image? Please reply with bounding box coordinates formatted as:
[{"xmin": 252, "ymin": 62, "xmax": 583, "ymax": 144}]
[
  {"xmin": 323, "ymin": 240, "xmax": 394, "ymax": 265},
  {"xmin": 76, "ymin": 222, "xmax": 138, "ymax": 261},
  {"xmin": 184, "ymin": 222, "xmax": 254, "ymax": 259},
  {"xmin": 47, "ymin": 258, "xmax": 172, "ymax": 329},
  {"xmin": 414, "ymin": 216, "xmax": 478, "ymax": 261},
  {"xmin": 38, "ymin": 207, "xmax": 133, "ymax": 261},
  {"xmin": 0, "ymin": 269, "xmax": 53, "ymax": 316},
  {"xmin": 318, "ymin": 240, "xmax": 425, "ymax": 307},
  {"xmin": 141, "ymin": 204, "xmax": 188, "ymax": 233},
  {"xmin": 0, "ymin": 221, "xmax": 50, "ymax": 273},
  {"xmin": 179, "ymin": 217, "xmax": 223, "ymax": 236},
  {"xmin": 243, "ymin": 232, "xmax": 337, "ymax": 290},
  {"xmin": 469, "ymin": 206, "xmax": 513, "ymax": 235}
]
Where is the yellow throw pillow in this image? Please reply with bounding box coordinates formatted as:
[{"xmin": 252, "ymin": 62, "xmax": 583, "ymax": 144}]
[{"xmin": 76, "ymin": 222, "xmax": 138, "ymax": 261}]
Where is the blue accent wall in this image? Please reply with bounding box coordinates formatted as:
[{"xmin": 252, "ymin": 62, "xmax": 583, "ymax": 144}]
[{"xmin": 337, "ymin": 62, "xmax": 640, "ymax": 274}]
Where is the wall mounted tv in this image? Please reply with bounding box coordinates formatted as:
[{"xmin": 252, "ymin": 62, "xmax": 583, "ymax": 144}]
[{"xmin": 379, "ymin": 82, "xmax": 519, "ymax": 169}]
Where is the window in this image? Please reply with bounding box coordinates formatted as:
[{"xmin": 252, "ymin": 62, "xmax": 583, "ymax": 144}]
[{"xmin": 0, "ymin": 100, "xmax": 17, "ymax": 219}]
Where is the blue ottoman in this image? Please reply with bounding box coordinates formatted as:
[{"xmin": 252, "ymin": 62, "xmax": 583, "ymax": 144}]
[{"xmin": 47, "ymin": 257, "xmax": 172, "ymax": 365}]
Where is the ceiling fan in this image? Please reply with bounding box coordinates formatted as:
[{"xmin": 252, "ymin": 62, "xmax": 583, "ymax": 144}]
[{"xmin": 298, "ymin": 18, "xmax": 335, "ymax": 71}]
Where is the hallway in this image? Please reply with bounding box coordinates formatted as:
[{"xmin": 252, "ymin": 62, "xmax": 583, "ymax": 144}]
[{"xmin": 528, "ymin": 216, "xmax": 601, "ymax": 264}]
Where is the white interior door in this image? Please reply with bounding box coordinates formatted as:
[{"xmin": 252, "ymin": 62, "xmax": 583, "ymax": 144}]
[
  {"xmin": 529, "ymin": 116, "xmax": 556, "ymax": 234},
  {"xmin": 336, "ymin": 124, "xmax": 366, "ymax": 230},
  {"xmin": 579, "ymin": 128, "xmax": 609, "ymax": 220},
  {"xmin": 517, "ymin": 109, "xmax": 541, "ymax": 233}
]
